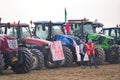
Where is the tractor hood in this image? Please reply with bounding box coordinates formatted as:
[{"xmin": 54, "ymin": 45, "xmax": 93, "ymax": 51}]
[
  {"xmin": 88, "ymin": 33, "xmax": 114, "ymax": 40},
  {"xmin": 0, "ymin": 34, "xmax": 16, "ymax": 40},
  {"xmin": 55, "ymin": 34, "xmax": 79, "ymax": 45},
  {"xmin": 24, "ymin": 38, "xmax": 52, "ymax": 46}
]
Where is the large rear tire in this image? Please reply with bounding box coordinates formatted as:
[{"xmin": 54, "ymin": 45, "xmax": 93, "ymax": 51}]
[
  {"xmin": 95, "ymin": 46, "xmax": 105, "ymax": 65},
  {"xmin": 30, "ymin": 49, "xmax": 44, "ymax": 70},
  {"xmin": 0, "ymin": 54, "xmax": 5, "ymax": 73},
  {"xmin": 11, "ymin": 48, "xmax": 33, "ymax": 74},
  {"xmin": 61, "ymin": 46, "xmax": 73, "ymax": 67}
]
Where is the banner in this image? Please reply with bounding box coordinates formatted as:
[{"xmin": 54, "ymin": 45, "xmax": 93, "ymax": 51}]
[
  {"xmin": 75, "ymin": 45, "xmax": 81, "ymax": 61},
  {"xmin": 50, "ymin": 41, "xmax": 65, "ymax": 61}
]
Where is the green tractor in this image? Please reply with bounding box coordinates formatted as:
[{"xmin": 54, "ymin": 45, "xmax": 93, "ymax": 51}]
[{"xmin": 67, "ymin": 19, "xmax": 119, "ymax": 64}]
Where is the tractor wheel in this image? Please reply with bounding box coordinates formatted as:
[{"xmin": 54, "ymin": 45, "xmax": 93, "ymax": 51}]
[
  {"xmin": 115, "ymin": 48, "xmax": 120, "ymax": 64},
  {"xmin": 95, "ymin": 46, "xmax": 105, "ymax": 65},
  {"xmin": 11, "ymin": 47, "xmax": 33, "ymax": 74},
  {"xmin": 107, "ymin": 47, "xmax": 120, "ymax": 64},
  {"xmin": 61, "ymin": 46, "xmax": 73, "ymax": 67},
  {"xmin": 30, "ymin": 49, "xmax": 44, "ymax": 70},
  {"xmin": 0, "ymin": 54, "xmax": 5, "ymax": 73},
  {"xmin": 44, "ymin": 49, "xmax": 63, "ymax": 69}
]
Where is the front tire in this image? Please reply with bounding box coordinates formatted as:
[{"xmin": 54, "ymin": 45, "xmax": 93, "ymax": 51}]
[
  {"xmin": 95, "ymin": 46, "xmax": 105, "ymax": 65},
  {"xmin": 11, "ymin": 47, "xmax": 33, "ymax": 74},
  {"xmin": 107, "ymin": 47, "xmax": 120, "ymax": 64},
  {"xmin": 44, "ymin": 50, "xmax": 62, "ymax": 69},
  {"xmin": 61, "ymin": 46, "xmax": 73, "ymax": 67}
]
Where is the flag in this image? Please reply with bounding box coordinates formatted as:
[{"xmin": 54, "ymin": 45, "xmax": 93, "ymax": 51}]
[
  {"xmin": 64, "ymin": 8, "xmax": 67, "ymax": 22},
  {"xmin": 66, "ymin": 21, "xmax": 70, "ymax": 34}
]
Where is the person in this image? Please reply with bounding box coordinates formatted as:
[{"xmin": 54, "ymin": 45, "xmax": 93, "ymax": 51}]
[
  {"xmin": 79, "ymin": 39, "xmax": 86, "ymax": 68},
  {"xmin": 85, "ymin": 39, "xmax": 99, "ymax": 68}
]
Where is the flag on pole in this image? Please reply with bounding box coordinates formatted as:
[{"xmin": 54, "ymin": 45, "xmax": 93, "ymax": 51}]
[{"xmin": 64, "ymin": 8, "xmax": 67, "ymax": 22}]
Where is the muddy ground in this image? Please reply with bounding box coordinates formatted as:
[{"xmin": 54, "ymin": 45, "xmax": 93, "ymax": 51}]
[{"xmin": 0, "ymin": 64, "xmax": 120, "ymax": 80}]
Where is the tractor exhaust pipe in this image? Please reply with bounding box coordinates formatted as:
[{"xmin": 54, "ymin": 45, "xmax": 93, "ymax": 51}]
[{"xmin": 0, "ymin": 18, "xmax": 1, "ymax": 23}]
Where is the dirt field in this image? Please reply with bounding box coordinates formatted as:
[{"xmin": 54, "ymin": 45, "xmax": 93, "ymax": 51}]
[{"xmin": 0, "ymin": 64, "xmax": 120, "ymax": 80}]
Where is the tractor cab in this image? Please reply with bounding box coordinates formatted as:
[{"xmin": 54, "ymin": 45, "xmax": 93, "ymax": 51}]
[
  {"xmin": 102, "ymin": 27, "xmax": 120, "ymax": 45},
  {"xmin": 34, "ymin": 21, "xmax": 65, "ymax": 40}
]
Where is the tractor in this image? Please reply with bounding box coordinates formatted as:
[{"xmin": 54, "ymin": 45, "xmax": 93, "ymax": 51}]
[
  {"xmin": 67, "ymin": 19, "xmax": 120, "ymax": 64},
  {"xmin": 1, "ymin": 21, "xmax": 66, "ymax": 69},
  {"xmin": 32, "ymin": 21, "xmax": 73, "ymax": 67},
  {"xmin": 0, "ymin": 23, "xmax": 33, "ymax": 74},
  {"xmin": 33, "ymin": 21, "xmax": 93, "ymax": 66},
  {"xmin": 101, "ymin": 26, "xmax": 120, "ymax": 63}
]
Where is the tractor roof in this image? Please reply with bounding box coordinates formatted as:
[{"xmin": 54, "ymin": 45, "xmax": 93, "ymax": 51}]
[
  {"xmin": 33, "ymin": 21, "xmax": 65, "ymax": 26},
  {"xmin": 68, "ymin": 19, "xmax": 89, "ymax": 23},
  {"xmin": 103, "ymin": 27, "xmax": 120, "ymax": 30},
  {"xmin": 33, "ymin": 21, "xmax": 49, "ymax": 25},
  {"xmin": 68, "ymin": 19, "xmax": 103, "ymax": 28},
  {"xmin": 0, "ymin": 23, "xmax": 29, "ymax": 27}
]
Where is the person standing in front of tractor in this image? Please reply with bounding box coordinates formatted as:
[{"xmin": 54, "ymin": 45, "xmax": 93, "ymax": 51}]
[
  {"xmin": 79, "ymin": 39, "xmax": 86, "ymax": 68},
  {"xmin": 86, "ymin": 39, "xmax": 99, "ymax": 68}
]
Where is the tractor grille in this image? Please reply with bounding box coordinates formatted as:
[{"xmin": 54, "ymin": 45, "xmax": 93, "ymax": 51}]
[{"xmin": 7, "ymin": 39, "xmax": 18, "ymax": 49}]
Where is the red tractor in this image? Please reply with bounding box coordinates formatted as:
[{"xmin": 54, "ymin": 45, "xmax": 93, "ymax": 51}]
[
  {"xmin": 0, "ymin": 21, "xmax": 65, "ymax": 69},
  {"xmin": 0, "ymin": 24, "xmax": 33, "ymax": 74}
]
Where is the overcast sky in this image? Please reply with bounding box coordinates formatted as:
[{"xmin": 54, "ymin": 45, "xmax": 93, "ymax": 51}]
[{"xmin": 0, "ymin": 0, "xmax": 120, "ymax": 27}]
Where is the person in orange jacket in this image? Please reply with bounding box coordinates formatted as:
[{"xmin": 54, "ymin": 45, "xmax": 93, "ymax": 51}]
[{"xmin": 86, "ymin": 39, "xmax": 99, "ymax": 68}]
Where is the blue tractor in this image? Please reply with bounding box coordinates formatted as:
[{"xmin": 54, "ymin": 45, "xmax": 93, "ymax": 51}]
[{"xmin": 32, "ymin": 21, "xmax": 83, "ymax": 66}]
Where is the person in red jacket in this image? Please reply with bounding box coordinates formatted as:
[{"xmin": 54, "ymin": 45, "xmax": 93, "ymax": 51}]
[{"xmin": 86, "ymin": 39, "xmax": 99, "ymax": 68}]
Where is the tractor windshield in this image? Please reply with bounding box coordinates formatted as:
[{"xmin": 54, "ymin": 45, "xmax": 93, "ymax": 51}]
[
  {"xmin": 6, "ymin": 26, "xmax": 31, "ymax": 39},
  {"xmin": 103, "ymin": 29, "xmax": 109, "ymax": 36},
  {"xmin": 52, "ymin": 25, "xmax": 64, "ymax": 35},
  {"xmin": 35, "ymin": 25, "xmax": 48, "ymax": 39},
  {"xmin": 104, "ymin": 29, "xmax": 120, "ymax": 38},
  {"xmin": 0, "ymin": 27, "xmax": 5, "ymax": 34},
  {"xmin": 83, "ymin": 23, "xmax": 94, "ymax": 34}
]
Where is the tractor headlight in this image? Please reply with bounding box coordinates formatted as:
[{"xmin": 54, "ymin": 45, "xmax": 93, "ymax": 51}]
[{"xmin": 7, "ymin": 39, "xmax": 18, "ymax": 49}]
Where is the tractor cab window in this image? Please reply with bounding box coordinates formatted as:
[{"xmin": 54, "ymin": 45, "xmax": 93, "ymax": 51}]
[
  {"xmin": 35, "ymin": 25, "xmax": 48, "ymax": 39},
  {"xmin": 117, "ymin": 29, "xmax": 120, "ymax": 38},
  {"xmin": 20, "ymin": 27, "xmax": 31, "ymax": 38},
  {"xmin": 83, "ymin": 24, "xmax": 94, "ymax": 34},
  {"xmin": 0, "ymin": 27, "xmax": 5, "ymax": 34},
  {"xmin": 103, "ymin": 30, "xmax": 109, "ymax": 36},
  {"xmin": 110, "ymin": 29, "xmax": 115, "ymax": 37},
  {"xmin": 116, "ymin": 29, "xmax": 120, "ymax": 38},
  {"xmin": 52, "ymin": 26, "xmax": 64, "ymax": 35},
  {"xmin": 7, "ymin": 27, "xmax": 17, "ymax": 38},
  {"xmin": 70, "ymin": 23, "xmax": 80, "ymax": 36}
]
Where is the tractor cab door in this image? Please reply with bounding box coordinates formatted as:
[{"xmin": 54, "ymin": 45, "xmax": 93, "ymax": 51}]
[{"xmin": 35, "ymin": 24, "xmax": 48, "ymax": 39}]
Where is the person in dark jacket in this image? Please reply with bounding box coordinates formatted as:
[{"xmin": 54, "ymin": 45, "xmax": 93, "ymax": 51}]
[{"xmin": 79, "ymin": 39, "xmax": 86, "ymax": 68}]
